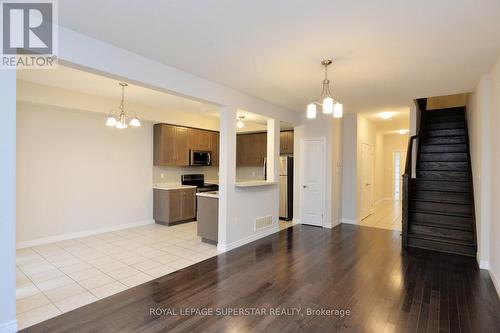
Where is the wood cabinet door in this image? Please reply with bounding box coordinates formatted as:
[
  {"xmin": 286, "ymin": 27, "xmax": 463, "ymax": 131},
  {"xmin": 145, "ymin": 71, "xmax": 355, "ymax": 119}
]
[
  {"xmin": 210, "ymin": 132, "xmax": 219, "ymax": 167},
  {"xmin": 198, "ymin": 130, "xmax": 212, "ymax": 151},
  {"xmin": 236, "ymin": 134, "xmax": 244, "ymax": 166},
  {"xmin": 168, "ymin": 191, "xmax": 183, "ymax": 222},
  {"xmin": 188, "ymin": 128, "xmax": 200, "ymax": 151},
  {"xmin": 175, "ymin": 127, "xmax": 189, "ymax": 166},
  {"xmin": 280, "ymin": 132, "xmax": 287, "ymax": 154},
  {"xmin": 181, "ymin": 189, "xmax": 196, "ymax": 220},
  {"xmin": 154, "ymin": 124, "xmax": 176, "ymax": 166},
  {"xmin": 256, "ymin": 133, "xmax": 267, "ymax": 165}
]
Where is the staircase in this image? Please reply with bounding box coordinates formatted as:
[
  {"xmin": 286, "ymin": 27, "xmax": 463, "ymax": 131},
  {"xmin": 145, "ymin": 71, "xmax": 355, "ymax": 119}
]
[{"xmin": 403, "ymin": 105, "xmax": 477, "ymax": 257}]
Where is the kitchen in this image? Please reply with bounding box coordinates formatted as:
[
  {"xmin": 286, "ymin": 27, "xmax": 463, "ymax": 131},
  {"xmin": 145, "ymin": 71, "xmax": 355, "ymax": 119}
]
[{"xmin": 152, "ymin": 118, "xmax": 295, "ymax": 245}]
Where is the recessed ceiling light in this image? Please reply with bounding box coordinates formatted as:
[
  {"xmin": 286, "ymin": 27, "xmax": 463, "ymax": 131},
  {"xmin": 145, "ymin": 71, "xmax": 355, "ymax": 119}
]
[
  {"xmin": 397, "ymin": 129, "xmax": 409, "ymax": 134},
  {"xmin": 379, "ymin": 112, "xmax": 394, "ymax": 120}
]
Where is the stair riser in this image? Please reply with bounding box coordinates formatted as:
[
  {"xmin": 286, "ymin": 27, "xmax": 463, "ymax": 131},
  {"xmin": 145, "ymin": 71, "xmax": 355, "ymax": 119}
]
[
  {"xmin": 426, "ymin": 121, "xmax": 465, "ymax": 130},
  {"xmin": 409, "ymin": 224, "xmax": 474, "ymax": 242},
  {"xmin": 412, "ymin": 191, "xmax": 471, "ymax": 204},
  {"xmin": 426, "ymin": 115, "xmax": 465, "ymax": 123},
  {"xmin": 420, "ymin": 144, "xmax": 467, "ymax": 153},
  {"xmin": 423, "ymin": 137, "xmax": 466, "ymax": 145},
  {"xmin": 418, "ymin": 162, "xmax": 469, "ymax": 171},
  {"xmin": 417, "ymin": 170, "xmax": 470, "ymax": 180},
  {"xmin": 419, "ymin": 153, "xmax": 468, "ymax": 162},
  {"xmin": 426, "ymin": 129, "xmax": 466, "ymax": 137},
  {"xmin": 411, "ymin": 201, "xmax": 473, "ymax": 216},
  {"xmin": 409, "ymin": 211, "xmax": 472, "ymax": 230},
  {"xmin": 412, "ymin": 180, "xmax": 470, "ymax": 192},
  {"xmin": 407, "ymin": 237, "xmax": 476, "ymax": 257}
]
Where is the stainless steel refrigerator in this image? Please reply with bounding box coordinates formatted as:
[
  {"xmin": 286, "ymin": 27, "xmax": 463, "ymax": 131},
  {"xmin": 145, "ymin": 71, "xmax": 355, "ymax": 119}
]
[{"xmin": 279, "ymin": 156, "xmax": 293, "ymax": 220}]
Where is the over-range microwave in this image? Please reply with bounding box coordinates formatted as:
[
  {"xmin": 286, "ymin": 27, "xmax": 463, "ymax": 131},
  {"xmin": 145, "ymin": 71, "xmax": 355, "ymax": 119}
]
[{"xmin": 190, "ymin": 150, "xmax": 212, "ymax": 166}]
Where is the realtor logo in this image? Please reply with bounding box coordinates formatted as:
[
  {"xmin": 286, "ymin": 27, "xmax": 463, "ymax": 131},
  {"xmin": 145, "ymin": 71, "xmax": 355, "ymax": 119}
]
[{"xmin": 1, "ymin": 0, "xmax": 57, "ymax": 68}]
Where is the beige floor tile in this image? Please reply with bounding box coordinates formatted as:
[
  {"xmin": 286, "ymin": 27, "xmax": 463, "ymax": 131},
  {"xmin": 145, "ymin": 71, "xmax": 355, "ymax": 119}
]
[
  {"xmin": 35, "ymin": 275, "xmax": 75, "ymax": 292},
  {"xmin": 29, "ymin": 268, "xmax": 65, "ymax": 284},
  {"xmin": 168, "ymin": 258, "xmax": 195, "ymax": 270},
  {"xmin": 59, "ymin": 262, "xmax": 92, "ymax": 274},
  {"xmin": 16, "ymin": 283, "xmax": 40, "ymax": 300},
  {"xmin": 143, "ymin": 265, "xmax": 177, "ymax": 278},
  {"xmin": 118, "ymin": 254, "xmax": 148, "ymax": 265},
  {"xmin": 53, "ymin": 291, "xmax": 98, "ymax": 313},
  {"xmin": 90, "ymin": 281, "xmax": 128, "ymax": 299},
  {"xmin": 16, "ymin": 292, "xmax": 51, "ymax": 314},
  {"xmin": 66, "ymin": 267, "xmax": 102, "ymax": 282},
  {"xmin": 78, "ymin": 274, "xmax": 115, "ymax": 290},
  {"xmin": 120, "ymin": 272, "xmax": 155, "ymax": 287},
  {"xmin": 110, "ymin": 250, "xmax": 136, "ymax": 260},
  {"xmin": 132, "ymin": 259, "xmax": 160, "ymax": 272},
  {"xmin": 93, "ymin": 260, "xmax": 127, "ymax": 273},
  {"xmin": 107, "ymin": 266, "xmax": 141, "ymax": 280},
  {"xmin": 44, "ymin": 283, "xmax": 87, "ymax": 303},
  {"xmin": 19, "ymin": 261, "xmax": 57, "ymax": 276},
  {"xmin": 17, "ymin": 303, "xmax": 62, "ymax": 330},
  {"xmin": 154, "ymin": 254, "xmax": 179, "ymax": 265}
]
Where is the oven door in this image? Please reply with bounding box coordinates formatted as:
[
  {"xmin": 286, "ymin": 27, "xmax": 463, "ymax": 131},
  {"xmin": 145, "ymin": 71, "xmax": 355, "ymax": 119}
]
[{"xmin": 190, "ymin": 150, "xmax": 212, "ymax": 166}]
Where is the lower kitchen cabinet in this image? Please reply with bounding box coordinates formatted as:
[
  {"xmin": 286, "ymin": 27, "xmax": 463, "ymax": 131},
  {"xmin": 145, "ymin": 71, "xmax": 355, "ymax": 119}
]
[{"xmin": 153, "ymin": 188, "xmax": 196, "ymax": 225}]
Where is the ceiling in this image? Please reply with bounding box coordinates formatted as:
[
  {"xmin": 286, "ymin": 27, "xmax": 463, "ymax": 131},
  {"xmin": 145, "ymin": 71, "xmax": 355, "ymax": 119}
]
[
  {"xmin": 17, "ymin": 65, "xmax": 285, "ymax": 129},
  {"xmin": 57, "ymin": 0, "xmax": 500, "ymax": 115},
  {"xmin": 362, "ymin": 108, "xmax": 410, "ymax": 134}
]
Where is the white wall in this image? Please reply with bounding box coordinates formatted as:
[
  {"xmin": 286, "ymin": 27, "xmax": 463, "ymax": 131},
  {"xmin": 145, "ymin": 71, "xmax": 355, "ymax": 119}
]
[
  {"xmin": 356, "ymin": 115, "xmax": 377, "ymax": 219},
  {"xmin": 467, "ymin": 54, "xmax": 500, "ymax": 297},
  {"xmin": 341, "ymin": 114, "xmax": 357, "ymax": 223},
  {"xmin": 382, "ymin": 134, "xmax": 408, "ymax": 199},
  {"xmin": 16, "ymin": 104, "xmax": 154, "ymax": 246},
  {"xmin": 374, "ymin": 132, "xmax": 384, "ymax": 203},
  {"xmin": 0, "ymin": 70, "xmax": 17, "ymax": 332}
]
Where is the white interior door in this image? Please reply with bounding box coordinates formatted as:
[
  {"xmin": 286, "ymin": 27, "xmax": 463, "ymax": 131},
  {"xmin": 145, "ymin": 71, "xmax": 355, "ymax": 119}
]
[
  {"xmin": 360, "ymin": 143, "xmax": 374, "ymax": 220},
  {"xmin": 300, "ymin": 139, "xmax": 325, "ymax": 227},
  {"xmin": 393, "ymin": 150, "xmax": 407, "ymax": 200}
]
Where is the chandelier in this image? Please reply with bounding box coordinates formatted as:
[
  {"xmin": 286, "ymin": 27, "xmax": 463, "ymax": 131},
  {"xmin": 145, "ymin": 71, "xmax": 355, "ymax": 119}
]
[
  {"xmin": 106, "ymin": 83, "xmax": 141, "ymax": 129},
  {"xmin": 306, "ymin": 59, "xmax": 343, "ymax": 119}
]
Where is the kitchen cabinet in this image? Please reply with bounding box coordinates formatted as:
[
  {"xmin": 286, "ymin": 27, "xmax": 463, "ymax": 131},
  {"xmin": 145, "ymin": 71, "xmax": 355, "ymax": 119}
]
[
  {"xmin": 237, "ymin": 132, "xmax": 267, "ymax": 166},
  {"xmin": 153, "ymin": 188, "xmax": 196, "ymax": 225},
  {"xmin": 154, "ymin": 124, "xmax": 189, "ymax": 166},
  {"xmin": 154, "ymin": 124, "xmax": 219, "ymax": 167},
  {"xmin": 280, "ymin": 131, "xmax": 294, "ymax": 155}
]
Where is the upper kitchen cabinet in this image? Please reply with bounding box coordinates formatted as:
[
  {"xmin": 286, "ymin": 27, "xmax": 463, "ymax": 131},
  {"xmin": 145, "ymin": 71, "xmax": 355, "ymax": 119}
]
[
  {"xmin": 154, "ymin": 124, "xmax": 189, "ymax": 166},
  {"xmin": 237, "ymin": 132, "xmax": 267, "ymax": 166},
  {"xmin": 188, "ymin": 128, "xmax": 212, "ymax": 151},
  {"xmin": 154, "ymin": 124, "xmax": 220, "ymax": 167},
  {"xmin": 280, "ymin": 131, "xmax": 294, "ymax": 155}
]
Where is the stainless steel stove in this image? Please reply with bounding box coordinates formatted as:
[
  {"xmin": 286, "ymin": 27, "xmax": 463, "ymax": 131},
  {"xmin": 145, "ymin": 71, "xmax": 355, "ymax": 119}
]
[{"xmin": 181, "ymin": 174, "xmax": 218, "ymax": 193}]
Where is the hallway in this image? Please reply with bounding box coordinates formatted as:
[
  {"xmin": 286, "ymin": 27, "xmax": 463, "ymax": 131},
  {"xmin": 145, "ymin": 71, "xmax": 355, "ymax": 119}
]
[{"xmin": 359, "ymin": 200, "xmax": 402, "ymax": 231}]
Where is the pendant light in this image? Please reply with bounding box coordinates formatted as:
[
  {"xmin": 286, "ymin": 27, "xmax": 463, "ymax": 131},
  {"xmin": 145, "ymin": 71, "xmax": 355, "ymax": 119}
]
[
  {"xmin": 306, "ymin": 59, "xmax": 343, "ymax": 119},
  {"xmin": 237, "ymin": 115, "xmax": 245, "ymax": 128},
  {"xmin": 106, "ymin": 83, "xmax": 141, "ymax": 129}
]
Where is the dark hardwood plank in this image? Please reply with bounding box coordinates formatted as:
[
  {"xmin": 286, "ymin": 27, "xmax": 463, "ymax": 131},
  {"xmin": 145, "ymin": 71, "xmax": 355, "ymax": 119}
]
[{"xmin": 22, "ymin": 224, "xmax": 500, "ymax": 333}]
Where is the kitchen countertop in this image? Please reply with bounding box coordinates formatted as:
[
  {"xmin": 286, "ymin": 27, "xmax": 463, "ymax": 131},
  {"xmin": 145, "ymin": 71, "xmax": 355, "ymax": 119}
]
[
  {"xmin": 235, "ymin": 180, "xmax": 278, "ymax": 188},
  {"xmin": 153, "ymin": 183, "xmax": 197, "ymax": 191},
  {"xmin": 196, "ymin": 191, "xmax": 219, "ymax": 199}
]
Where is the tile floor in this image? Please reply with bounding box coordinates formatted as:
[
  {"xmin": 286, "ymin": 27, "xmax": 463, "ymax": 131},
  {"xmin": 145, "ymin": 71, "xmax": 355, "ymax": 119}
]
[
  {"xmin": 358, "ymin": 200, "xmax": 402, "ymax": 231},
  {"xmin": 15, "ymin": 222, "xmax": 221, "ymax": 330}
]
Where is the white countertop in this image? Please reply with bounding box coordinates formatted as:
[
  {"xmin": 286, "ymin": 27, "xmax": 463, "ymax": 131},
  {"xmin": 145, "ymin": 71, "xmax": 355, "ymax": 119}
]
[
  {"xmin": 153, "ymin": 183, "xmax": 197, "ymax": 191},
  {"xmin": 196, "ymin": 191, "xmax": 219, "ymax": 199},
  {"xmin": 235, "ymin": 180, "xmax": 279, "ymax": 188}
]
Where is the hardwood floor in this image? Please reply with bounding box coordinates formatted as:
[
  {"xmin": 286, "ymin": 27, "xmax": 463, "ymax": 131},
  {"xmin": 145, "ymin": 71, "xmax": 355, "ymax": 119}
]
[{"xmin": 22, "ymin": 224, "xmax": 500, "ymax": 333}]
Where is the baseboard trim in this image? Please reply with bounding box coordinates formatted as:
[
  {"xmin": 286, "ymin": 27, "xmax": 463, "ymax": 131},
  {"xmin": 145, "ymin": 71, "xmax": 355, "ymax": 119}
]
[
  {"xmin": 16, "ymin": 219, "xmax": 155, "ymax": 249},
  {"xmin": 479, "ymin": 259, "xmax": 490, "ymax": 270},
  {"xmin": 0, "ymin": 320, "xmax": 17, "ymax": 333},
  {"xmin": 489, "ymin": 269, "xmax": 500, "ymax": 300},
  {"xmin": 341, "ymin": 218, "xmax": 357, "ymax": 225},
  {"xmin": 218, "ymin": 225, "xmax": 280, "ymax": 252}
]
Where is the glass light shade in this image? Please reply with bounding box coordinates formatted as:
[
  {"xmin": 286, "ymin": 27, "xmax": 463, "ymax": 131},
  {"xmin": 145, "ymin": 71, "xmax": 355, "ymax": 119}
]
[
  {"xmin": 129, "ymin": 117, "xmax": 141, "ymax": 127},
  {"xmin": 322, "ymin": 97, "xmax": 334, "ymax": 114},
  {"xmin": 106, "ymin": 115, "xmax": 117, "ymax": 127},
  {"xmin": 379, "ymin": 112, "xmax": 394, "ymax": 120},
  {"xmin": 333, "ymin": 102, "xmax": 343, "ymax": 118},
  {"xmin": 306, "ymin": 103, "xmax": 317, "ymax": 119},
  {"xmin": 237, "ymin": 120, "xmax": 244, "ymax": 128},
  {"xmin": 116, "ymin": 121, "xmax": 128, "ymax": 129}
]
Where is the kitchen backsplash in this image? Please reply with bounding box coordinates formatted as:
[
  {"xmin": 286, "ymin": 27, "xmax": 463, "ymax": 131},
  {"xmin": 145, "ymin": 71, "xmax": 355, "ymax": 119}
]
[{"xmin": 153, "ymin": 166, "xmax": 219, "ymax": 183}]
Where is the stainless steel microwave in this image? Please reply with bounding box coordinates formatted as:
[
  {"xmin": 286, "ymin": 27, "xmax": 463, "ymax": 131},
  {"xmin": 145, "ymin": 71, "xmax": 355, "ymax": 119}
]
[{"xmin": 190, "ymin": 150, "xmax": 212, "ymax": 166}]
